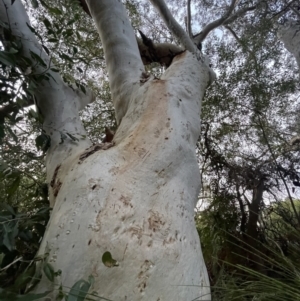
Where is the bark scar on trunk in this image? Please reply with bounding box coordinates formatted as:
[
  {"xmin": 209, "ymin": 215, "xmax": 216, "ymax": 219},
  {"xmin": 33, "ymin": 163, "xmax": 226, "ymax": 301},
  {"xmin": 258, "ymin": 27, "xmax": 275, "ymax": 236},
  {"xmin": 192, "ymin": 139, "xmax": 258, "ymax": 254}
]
[
  {"xmin": 50, "ymin": 164, "xmax": 61, "ymax": 188},
  {"xmin": 79, "ymin": 142, "xmax": 115, "ymax": 163},
  {"xmin": 50, "ymin": 164, "xmax": 62, "ymax": 197},
  {"xmin": 53, "ymin": 181, "xmax": 62, "ymax": 197}
]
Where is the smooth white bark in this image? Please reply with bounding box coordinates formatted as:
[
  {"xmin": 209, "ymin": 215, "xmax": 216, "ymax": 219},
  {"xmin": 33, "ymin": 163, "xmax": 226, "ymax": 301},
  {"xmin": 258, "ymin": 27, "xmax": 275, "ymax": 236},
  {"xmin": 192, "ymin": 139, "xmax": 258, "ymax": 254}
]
[
  {"xmin": 1, "ymin": 1, "xmax": 214, "ymax": 300},
  {"xmin": 278, "ymin": 21, "xmax": 300, "ymax": 71},
  {"xmin": 35, "ymin": 50, "xmax": 212, "ymax": 301},
  {"xmin": 86, "ymin": 0, "xmax": 145, "ymax": 124}
]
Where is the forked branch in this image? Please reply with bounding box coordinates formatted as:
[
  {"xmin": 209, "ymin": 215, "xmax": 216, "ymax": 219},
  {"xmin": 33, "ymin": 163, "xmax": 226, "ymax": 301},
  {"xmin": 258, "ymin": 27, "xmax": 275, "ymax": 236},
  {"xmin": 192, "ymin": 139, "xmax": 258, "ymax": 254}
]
[
  {"xmin": 194, "ymin": 1, "xmax": 257, "ymax": 44},
  {"xmin": 149, "ymin": 0, "xmax": 196, "ymax": 53}
]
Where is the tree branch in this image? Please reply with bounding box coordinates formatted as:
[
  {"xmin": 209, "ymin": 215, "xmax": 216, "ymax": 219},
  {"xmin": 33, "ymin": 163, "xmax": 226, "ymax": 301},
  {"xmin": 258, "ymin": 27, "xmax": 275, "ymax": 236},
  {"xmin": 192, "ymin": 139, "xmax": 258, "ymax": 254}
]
[
  {"xmin": 86, "ymin": 0, "xmax": 145, "ymax": 123},
  {"xmin": 187, "ymin": 0, "xmax": 193, "ymax": 38},
  {"xmin": 194, "ymin": 2, "xmax": 257, "ymax": 44},
  {"xmin": 149, "ymin": 0, "xmax": 196, "ymax": 53},
  {"xmin": 272, "ymin": 0, "xmax": 298, "ymax": 18},
  {"xmin": 223, "ymin": 5, "xmax": 257, "ymax": 25}
]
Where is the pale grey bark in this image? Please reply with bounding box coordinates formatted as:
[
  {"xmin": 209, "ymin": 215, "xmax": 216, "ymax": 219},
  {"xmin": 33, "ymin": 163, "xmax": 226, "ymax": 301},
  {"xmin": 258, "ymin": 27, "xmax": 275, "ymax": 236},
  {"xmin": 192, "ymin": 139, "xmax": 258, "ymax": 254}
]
[{"xmin": 0, "ymin": 0, "xmax": 215, "ymax": 300}]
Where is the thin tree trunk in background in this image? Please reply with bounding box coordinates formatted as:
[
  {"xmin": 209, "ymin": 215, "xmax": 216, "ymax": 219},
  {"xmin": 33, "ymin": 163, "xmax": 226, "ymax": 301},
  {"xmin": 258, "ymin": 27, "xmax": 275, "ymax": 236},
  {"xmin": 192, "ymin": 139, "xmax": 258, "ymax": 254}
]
[{"xmin": 278, "ymin": 21, "xmax": 300, "ymax": 72}]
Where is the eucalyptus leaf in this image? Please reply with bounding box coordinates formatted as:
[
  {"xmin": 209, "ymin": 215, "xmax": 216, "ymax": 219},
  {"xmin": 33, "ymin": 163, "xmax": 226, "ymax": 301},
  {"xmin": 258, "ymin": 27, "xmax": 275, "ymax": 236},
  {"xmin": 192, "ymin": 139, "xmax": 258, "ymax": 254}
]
[
  {"xmin": 67, "ymin": 279, "xmax": 91, "ymax": 301},
  {"xmin": 43, "ymin": 262, "xmax": 55, "ymax": 282}
]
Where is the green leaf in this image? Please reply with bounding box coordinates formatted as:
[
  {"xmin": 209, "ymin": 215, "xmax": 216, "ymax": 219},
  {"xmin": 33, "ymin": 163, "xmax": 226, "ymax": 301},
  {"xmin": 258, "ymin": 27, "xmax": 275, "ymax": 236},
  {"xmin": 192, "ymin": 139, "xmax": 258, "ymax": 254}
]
[
  {"xmin": 3, "ymin": 221, "xmax": 19, "ymax": 251},
  {"xmin": 39, "ymin": 0, "xmax": 50, "ymax": 8},
  {"xmin": 63, "ymin": 29, "xmax": 73, "ymax": 38},
  {"xmin": 48, "ymin": 7, "xmax": 62, "ymax": 15},
  {"xmin": 43, "ymin": 262, "xmax": 55, "ymax": 282},
  {"xmin": 8, "ymin": 47, "xmax": 19, "ymax": 54},
  {"xmin": 0, "ymin": 51, "xmax": 16, "ymax": 66},
  {"xmin": 30, "ymin": 51, "xmax": 47, "ymax": 67},
  {"xmin": 68, "ymin": 279, "xmax": 91, "ymax": 301},
  {"xmin": 48, "ymin": 38, "xmax": 59, "ymax": 43},
  {"xmin": 59, "ymin": 53, "xmax": 73, "ymax": 62},
  {"xmin": 42, "ymin": 45, "xmax": 50, "ymax": 55},
  {"xmin": 42, "ymin": 18, "xmax": 51, "ymax": 29}
]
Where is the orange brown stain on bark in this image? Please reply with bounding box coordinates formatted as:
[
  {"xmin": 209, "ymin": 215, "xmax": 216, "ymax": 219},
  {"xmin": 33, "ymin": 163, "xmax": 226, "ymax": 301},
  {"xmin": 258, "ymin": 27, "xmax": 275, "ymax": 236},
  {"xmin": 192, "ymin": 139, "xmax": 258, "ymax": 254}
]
[
  {"xmin": 95, "ymin": 53, "xmax": 188, "ymax": 227},
  {"xmin": 122, "ymin": 79, "xmax": 169, "ymax": 159}
]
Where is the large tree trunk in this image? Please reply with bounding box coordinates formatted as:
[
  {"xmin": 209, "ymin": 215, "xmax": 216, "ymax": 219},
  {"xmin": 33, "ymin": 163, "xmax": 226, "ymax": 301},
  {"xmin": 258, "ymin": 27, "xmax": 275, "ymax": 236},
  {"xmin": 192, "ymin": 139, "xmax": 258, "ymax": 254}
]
[{"xmin": 0, "ymin": 0, "xmax": 213, "ymax": 300}]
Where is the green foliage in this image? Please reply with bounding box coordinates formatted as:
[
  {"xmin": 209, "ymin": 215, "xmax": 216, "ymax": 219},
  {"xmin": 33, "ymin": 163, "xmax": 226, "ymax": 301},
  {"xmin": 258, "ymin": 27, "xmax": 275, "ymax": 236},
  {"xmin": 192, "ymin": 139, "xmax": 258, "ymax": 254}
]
[
  {"xmin": 0, "ymin": 203, "xmax": 50, "ymax": 292},
  {"xmin": 197, "ymin": 197, "xmax": 300, "ymax": 300}
]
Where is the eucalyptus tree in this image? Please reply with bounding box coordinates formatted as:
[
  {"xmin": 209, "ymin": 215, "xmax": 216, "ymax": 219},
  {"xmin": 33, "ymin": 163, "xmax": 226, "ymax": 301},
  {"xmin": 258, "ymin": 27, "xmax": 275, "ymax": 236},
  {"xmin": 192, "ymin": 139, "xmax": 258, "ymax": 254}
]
[{"xmin": 0, "ymin": 0, "xmax": 297, "ymax": 300}]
